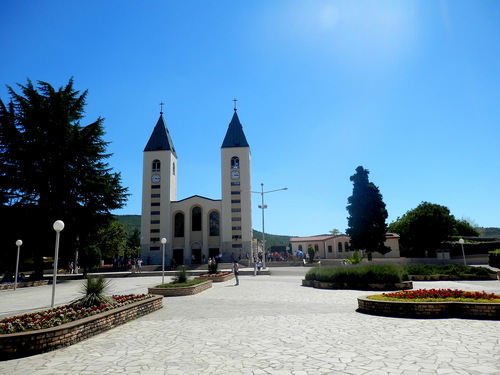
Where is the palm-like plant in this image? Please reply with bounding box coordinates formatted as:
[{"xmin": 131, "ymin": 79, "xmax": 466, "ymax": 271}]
[
  {"xmin": 172, "ymin": 266, "xmax": 189, "ymax": 284},
  {"xmin": 71, "ymin": 275, "xmax": 113, "ymax": 307}
]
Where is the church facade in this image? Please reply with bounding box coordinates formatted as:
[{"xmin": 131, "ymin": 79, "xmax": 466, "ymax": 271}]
[{"xmin": 140, "ymin": 106, "xmax": 253, "ymax": 265}]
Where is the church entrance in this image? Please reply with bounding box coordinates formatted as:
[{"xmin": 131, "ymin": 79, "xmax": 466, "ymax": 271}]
[
  {"xmin": 209, "ymin": 248, "xmax": 220, "ymax": 260},
  {"xmin": 191, "ymin": 249, "xmax": 201, "ymax": 264},
  {"xmin": 172, "ymin": 249, "xmax": 184, "ymax": 267}
]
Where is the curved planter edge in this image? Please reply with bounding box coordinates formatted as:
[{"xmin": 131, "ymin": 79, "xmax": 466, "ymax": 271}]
[
  {"xmin": 148, "ymin": 280, "xmax": 212, "ymax": 297},
  {"xmin": 302, "ymin": 279, "xmax": 413, "ymax": 291},
  {"xmin": 0, "ymin": 295, "xmax": 163, "ymax": 360},
  {"xmin": 357, "ymin": 295, "xmax": 500, "ymax": 320}
]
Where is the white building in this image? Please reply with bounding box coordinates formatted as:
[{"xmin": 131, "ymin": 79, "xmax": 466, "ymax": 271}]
[
  {"xmin": 140, "ymin": 106, "xmax": 252, "ymax": 265},
  {"xmin": 290, "ymin": 233, "xmax": 400, "ymax": 259}
]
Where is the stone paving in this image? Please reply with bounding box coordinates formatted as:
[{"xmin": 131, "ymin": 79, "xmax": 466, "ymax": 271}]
[{"xmin": 1, "ymin": 268, "xmax": 500, "ymax": 374}]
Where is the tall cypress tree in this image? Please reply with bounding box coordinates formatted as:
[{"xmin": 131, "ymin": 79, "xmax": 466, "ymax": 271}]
[
  {"xmin": 346, "ymin": 166, "xmax": 389, "ymax": 255},
  {"xmin": 0, "ymin": 79, "xmax": 128, "ymax": 276}
]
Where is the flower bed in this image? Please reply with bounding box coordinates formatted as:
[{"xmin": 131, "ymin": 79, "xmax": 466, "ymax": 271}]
[
  {"xmin": 196, "ymin": 272, "xmax": 234, "ymax": 282},
  {"xmin": 0, "ymin": 295, "xmax": 163, "ymax": 359},
  {"xmin": 358, "ymin": 289, "xmax": 500, "ymax": 319},
  {"xmin": 0, "ymin": 280, "xmax": 49, "ymax": 290},
  {"xmin": 148, "ymin": 279, "xmax": 212, "ymax": 297}
]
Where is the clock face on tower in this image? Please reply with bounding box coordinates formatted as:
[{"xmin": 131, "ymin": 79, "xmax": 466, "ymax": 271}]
[
  {"xmin": 151, "ymin": 174, "xmax": 161, "ymax": 183},
  {"xmin": 230, "ymin": 170, "xmax": 240, "ymax": 180}
]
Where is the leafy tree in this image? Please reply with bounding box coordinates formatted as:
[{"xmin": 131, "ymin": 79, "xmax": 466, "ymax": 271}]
[
  {"xmin": 454, "ymin": 219, "xmax": 480, "ymax": 237},
  {"xmin": 126, "ymin": 227, "xmax": 141, "ymax": 258},
  {"xmin": 0, "ymin": 79, "xmax": 128, "ymax": 276},
  {"xmin": 329, "ymin": 228, "xmax": 341, "ymax": 235},
  {"xmin": 95, "ymin": 220, "xmax": 128, "ymax": 260},
  {"xmin": 388, "ymin": 202, "xmax": 456, "ymax": 257},
  {"xmin": 346, "ymin": 166, "xmax": 389, "ymax": 255}
]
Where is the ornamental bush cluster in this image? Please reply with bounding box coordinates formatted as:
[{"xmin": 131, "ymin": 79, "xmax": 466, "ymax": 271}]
[
  {"xmin": 403, "ymin": 264, "xmax": 495, "ymax": 277},
  {"xmin": 381, "ymin": 289, "xmax": 500, "ymax": 301},
  {"xmin": 489, "ymin": 249, "xmax": 500, "ymax": 268},
  {"xmin": 305, "ymin": 265, "xmax": 408, "ymax": 284},
  {"xmin": 0, "ymin": 294, "xmax": 153, "ymax": 334}
]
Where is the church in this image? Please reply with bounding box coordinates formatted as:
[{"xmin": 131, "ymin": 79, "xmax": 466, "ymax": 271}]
[{"xmin": 140, "ymin": 104, "xmax": 253, "ymax": 266}]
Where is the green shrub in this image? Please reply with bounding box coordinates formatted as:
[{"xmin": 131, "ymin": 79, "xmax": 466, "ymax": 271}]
[
  {"xmin": 308, "ymin": 246, "xmax": 315, "ymax": 263},
  {"xmin": 404, "ymin": 264, "xmax": 495, "ymax": 277},
  {"xmin": 306, "ymin": 265, "xmax": 408, "ymax": 284},
  {"xmin": 172, "ymin": 266, "xmax": 189, "ymax": 284},
  {"xmin": 208, "ymin": 259, "xmax": 219, "ymax": 274},
  {"xmin": 71, "ymin": 275, "xmax": 113, "ymax": 307},
  {"xmin": 489, "ymin": 249, "xmax": 500, "ymax": 268}
]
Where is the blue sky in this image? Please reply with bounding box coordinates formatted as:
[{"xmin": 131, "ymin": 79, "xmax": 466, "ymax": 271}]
[{"xmin": 1, "ymin": 1, "xmax": 499, "ymax": 237}]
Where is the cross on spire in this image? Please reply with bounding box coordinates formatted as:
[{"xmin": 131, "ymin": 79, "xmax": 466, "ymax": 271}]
[
  {"xmin": 233, "ymin": 98, "xmax": 237, "ymax": 111},
  {"xmin": 159, "ymin": 102, "xmax": 165, "ymax": 114}
]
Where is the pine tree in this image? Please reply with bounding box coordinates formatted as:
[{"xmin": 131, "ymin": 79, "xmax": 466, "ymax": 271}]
[
  {"xmin": 0, "ymin": 79, "xmax": 128, "ymax": 276},
  {"xmin": 346, "ymin": 166, "xmax": 389, "ymax": 255}
]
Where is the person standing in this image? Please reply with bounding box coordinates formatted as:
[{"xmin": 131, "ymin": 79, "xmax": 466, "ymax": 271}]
[{"xmin": 232, "ymin": 261, "xmax": 239, "ymax": 286}]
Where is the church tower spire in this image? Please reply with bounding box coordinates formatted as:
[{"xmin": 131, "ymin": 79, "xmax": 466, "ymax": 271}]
[
  {"xmin": 221, "ymin": 100, "xmax": 252, "ymax": 258},
  {"xmin": 140, "ymin": 108, "xmax": 178, "ymax": 263}
]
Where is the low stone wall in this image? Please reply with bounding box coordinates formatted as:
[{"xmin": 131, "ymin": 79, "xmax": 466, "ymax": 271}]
[
  {"xmin": 302, "ymin": 279, "xmax": 413, "ymax": 291},
  {"xmin": 148, "ymin": 280, "xmax": 212, "ymax": 296},
  {"xmin": 196, "ymin": 273, "xmax": 234, "ymax": 282},
  {"xmin": 0, "ymin": 280, "xmax": 49, "ymax": 290},
  {"xmin": 409, "ymin": 274, "xmax": 498, "ymax": 281},
  {"xmin": 0, "ymin": 295, "xmax": 163, "ymax": 360},
  {"xmin": 358, "ymin": 296, "xmax": 500, "ymax": 320}
]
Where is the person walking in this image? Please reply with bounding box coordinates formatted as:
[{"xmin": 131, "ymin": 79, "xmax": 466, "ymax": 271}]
[{"xmin": 232, "ymin": 261, "xmax": 240, "ymax": 286}]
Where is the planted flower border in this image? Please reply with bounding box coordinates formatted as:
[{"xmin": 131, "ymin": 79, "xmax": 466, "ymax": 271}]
[
  {"xmin": 358, "ymin": 289, "xmax": 500, "ymax": 320},
  {"xmin": 0, "ymin": 295, "xmax": 163, "ymax": 360}
]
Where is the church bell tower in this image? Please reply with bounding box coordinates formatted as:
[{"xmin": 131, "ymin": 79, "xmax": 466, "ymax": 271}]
[{"xmin": 140, "ymin": 107, "xmax": 177, "ymax": 263}]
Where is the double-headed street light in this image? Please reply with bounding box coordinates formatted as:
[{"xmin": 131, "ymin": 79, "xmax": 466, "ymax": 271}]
[
  {"xmin": 161, "ymin": 238, "xmax": 167, "ymax": 284},
  {"xmin": 51, "ymin": 220, "xmax": 65, "ymax": 307},
  {"xmin": 252, "ymin": 183, "xmax": 287, "ymax": 269},
  {"xmin": 14, "ymin": 240, "xmax": 22, "ymax": 291}
]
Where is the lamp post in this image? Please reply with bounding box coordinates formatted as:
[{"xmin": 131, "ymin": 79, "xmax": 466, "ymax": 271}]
[
  {"xmin": 252, "ymin": 183, "xmax": 287, "ymax": 269},
  {"xmin": 51, "ymin": 220, "xmax": 65, "ymax": 307},
  {"xmin": 14, "ymin": 240, "xmax": 22, "ymax": 291},
  {"xmin": 458, "ymin": 238, "xmax": 466, "ymax": 265},
  {"xmin": 161, "ymin": 238, "xmax": 167, "ymax": 284}
]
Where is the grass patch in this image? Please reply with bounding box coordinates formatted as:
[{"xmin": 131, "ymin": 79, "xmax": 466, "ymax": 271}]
[{"xmin": 155, "ymin": 278, "xmax": 207, "ymax": 288}]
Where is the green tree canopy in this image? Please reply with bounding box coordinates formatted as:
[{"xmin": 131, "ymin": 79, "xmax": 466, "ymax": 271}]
[
  {"xmin": 0, "ymin": 79, "xmax": 128, "ymax": 276},
  {"xmin": 388, "ymin": 202, "xmax": 456, "ymax": 257},
  {"xmin": 346, "ymin": 166, "xmax": 389, "ymax": 254}
]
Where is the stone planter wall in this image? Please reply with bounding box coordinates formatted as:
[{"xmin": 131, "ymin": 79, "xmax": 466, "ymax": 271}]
[
  {"xmin": 409, "ymin": 274, "xmax": 498, "ymax": 281},
  {"xmin": 196, "ymin": 273, "xmax": 234, "ymax": 282},
  {"xmin": 0, "ymin": 295, "xmax": 163, "ymax": 360},
  {"xmin": 358, "ymin": 296, "xmax": 500, "ymax": 320},
  {"xmin": 148, "ymin": 280, "xmax": 212, "ymax": 296},
  {"xmin": 0, "ymin": 280, "xmax": 49, "ymax": 290},
  {"xmin": 302, "ymin": 279, "xmax": 413, "ymax": 291}
]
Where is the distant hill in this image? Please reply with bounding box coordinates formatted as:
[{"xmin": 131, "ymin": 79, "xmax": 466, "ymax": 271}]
[
  {"xmin": 115, "ymin": 215, "xmax": 498, "ymax": 243},
  {"xmin": 114, "ymin": 215, "xmax": 292, "ymax": 245}
]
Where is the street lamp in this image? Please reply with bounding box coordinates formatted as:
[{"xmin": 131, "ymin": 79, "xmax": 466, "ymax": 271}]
[
  {"xmin": 458, "ymin": 238, "xmax": 466, "ymax": 265},
  {"xmin": 14, "ymin": 240, "xmax": 22, "ymax": 291},
  {"xmin": 161, "ymin": 238, "xmax": 167, "ymax": 284},
  {"xmin": 51, "ymin": 220, "xmax": 65, "ymax": 307},
  {"xmin": 252, "ymin": 183, "xmax": 287, "ymax": 269}
]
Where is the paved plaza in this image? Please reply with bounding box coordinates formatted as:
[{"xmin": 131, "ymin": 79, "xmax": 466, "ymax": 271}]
[{"xmin": 1, "ymin": 267, "xmax": 500, "ymax": 374}]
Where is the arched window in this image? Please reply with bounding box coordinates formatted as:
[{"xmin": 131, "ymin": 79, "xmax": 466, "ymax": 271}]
[
  {"xmin": 338, "ymin": 242, "xmax": 343, "ymax": 252},
  {"xmin": 314, "ymin": 244, "xmax": 319, "ymax": 252},
  {"xmin": 231, "ymin": 156, "xmax": 239, "ymax": 169},
  {"xmin": 209, "ymin": 211, "xmax": 220, "ymax": 236},
  {"xmin": 152, "ymin": 160, "xmax": 161, "ymax": 172},
  {"xmin": 172, "ymin": 162, "xmax": 175, "ymax": 175},
  {"xmin": 344, "ymin": 242, "xmax": 350, "ymax": 251},
  {"xmin": 192, "ymin": 207, "xmax": 202, "ymax": 231},
  {"xmin": 174, "ymin": 213, "xmax": 184, "ymax": 237},
  {"xmin": 298, "ymin": 245, "xmax": 303, "ymax": 251}
]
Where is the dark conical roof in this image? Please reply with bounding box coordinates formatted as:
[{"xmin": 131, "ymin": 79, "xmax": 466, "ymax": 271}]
[
  {"xmin": 144, "ymin": 114, "xmax": 177, "ymax": 156},
  {"xmin": 221, "ymin": 110, "xmax": 249, "ymax": 148}
]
